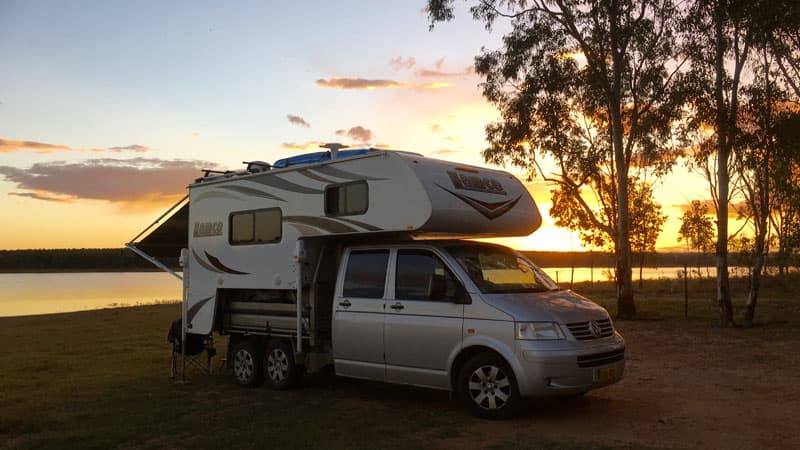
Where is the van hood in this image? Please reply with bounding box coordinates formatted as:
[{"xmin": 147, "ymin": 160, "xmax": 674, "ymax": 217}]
[{"xmin": 481, "ymin": 290, "xmax": 610, "ymax": 323}]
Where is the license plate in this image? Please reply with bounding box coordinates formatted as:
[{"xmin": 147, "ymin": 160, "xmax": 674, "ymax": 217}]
[{"xmin": 597, "ymin": 366, "xmax": 617, "ymax": 384}]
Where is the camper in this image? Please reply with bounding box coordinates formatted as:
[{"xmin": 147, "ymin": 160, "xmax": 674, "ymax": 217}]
[{"xmin": 129, "ymin": 145, "xmax": 625, "ymax": 419}]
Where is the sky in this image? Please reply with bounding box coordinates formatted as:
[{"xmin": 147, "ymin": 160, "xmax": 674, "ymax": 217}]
[{"xmin": 0, "ymin": 0, "xmax": 719, "ymax": 251}]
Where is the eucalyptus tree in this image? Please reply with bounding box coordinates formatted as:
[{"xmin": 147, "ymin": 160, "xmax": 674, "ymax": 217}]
[
  {"xmin": 682, "ymin": 0, "xmax": 759, "ymax": 326},
  {"xmin": 550, "ymin": 177, "xmax": 666, "ymax": 287},
  {"xmin": 682, "ymin": 0, "xmax": 800, "ymax": 326},
  {"xmin": 677, "ymin": 200, "xmax": 715, "ymax": 275},
  {"xmin": 427, "ymin": 0, "xmax": 688, "ymax": 318},
  {"xmin": 736, "ymin": 48, "xmax": 800, "ymax": 325}
]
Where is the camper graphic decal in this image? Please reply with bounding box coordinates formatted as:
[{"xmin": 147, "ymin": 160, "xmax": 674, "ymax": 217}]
[
  {"xmin": 191, "ymin": 248, "xmax": 249, "ymax": 275},
  {"xmin": 436, "ymin": 184, "xmax": 521, "ymax": 220}
]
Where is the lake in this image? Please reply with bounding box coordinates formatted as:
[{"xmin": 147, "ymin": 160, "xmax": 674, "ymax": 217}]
[{"xmin": 0, "ymin": 266, "xmax": 730, "ymax": 318}]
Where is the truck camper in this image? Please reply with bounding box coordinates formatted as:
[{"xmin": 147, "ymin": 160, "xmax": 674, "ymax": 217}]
[{"xmin": 129, "ymin": 144, "xmax": 625, "ymax": 419}]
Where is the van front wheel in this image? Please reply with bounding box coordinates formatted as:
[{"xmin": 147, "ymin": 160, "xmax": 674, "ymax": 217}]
[{"xmin": 458, "ymin": 353, "xmax": 520, "ymax": 419}]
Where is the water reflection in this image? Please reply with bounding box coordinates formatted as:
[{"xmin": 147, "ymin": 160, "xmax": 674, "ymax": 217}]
[{"xmin": 0, "ymin": 272, "xmax": 181, "ymax": 317}]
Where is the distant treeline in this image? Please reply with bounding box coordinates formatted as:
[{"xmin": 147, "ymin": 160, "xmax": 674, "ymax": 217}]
[
  {"xmin": 0, "ymin": 247, "xmax": 739, "ymax": 272},
  {"xmin": 0, "ymin": 249, "xmax": 179, "ymax": 272},
  {"xmin": 520, "ymin": 251, "xmax": 725, "ymax": 268}
]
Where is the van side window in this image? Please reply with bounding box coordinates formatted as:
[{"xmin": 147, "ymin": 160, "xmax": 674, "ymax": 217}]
[
  {"xmin": 325, "ymin": 181, "xmax": 368, "ymax": 216},
  {"xmin": 230, "ymin": 208, "xmax": 282, "ymax": 244},
  {"xmin": 342, "ymin": 250, "xmax": 389, "ymax": 298},
  {"xmin": 396, "ymin": 250, "xmax": 457, "ymax": 301}
]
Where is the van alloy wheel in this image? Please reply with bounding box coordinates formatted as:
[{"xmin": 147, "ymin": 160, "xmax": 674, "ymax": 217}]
[
  {"xmin": 458, "ymin": 353, "xmax": 520, "ymax": 419},
  {"xmin": 468, "ymin": 365, "xmax": 512, "ymax": 411}
]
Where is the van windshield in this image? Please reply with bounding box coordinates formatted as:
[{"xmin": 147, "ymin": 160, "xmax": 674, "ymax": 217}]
[{"xmin": 447, "ymin": 243, "xmax": 559, "ymax": 294}]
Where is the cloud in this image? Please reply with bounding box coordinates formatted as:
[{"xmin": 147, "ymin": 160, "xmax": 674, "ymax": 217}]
[
  {"xmin": 389, "ymin": 56, "xmax": 416, "ymax": 70},
  {"xmin": 107, "ymin": 144, "xmax": 150, "ymax": 153},
  {"xmin": 672, "ymin": 199, "xmax": 745, "ymax": 219},
  {"xmin": 8, "ymin": 191, "xmax": 74, "ymax": 203},
  {"xmin": 281, "ymin": 141, "xmax": 324, "ymax": 151},
  {"xmin": 335, "ymin": 126, "xmax": 373, "ymax": 143},
  {"xmin": 415, "ymin": 57, "xmax": 476, "ymax": 78},
  {"xmin": 315, "ymin": 77, "xmax": 451, "ymax": 90},
  {"xmin": 0, "ymin": 138, "xmax": 152, "ymax": 154},
  {"xmin": 189, "ymin": 131, "xmax": 201, "ymax": 137},
  {"xmin": 430, "ymin": 123, "xmax": 443, "ymax": 133},
  {"xmin": 315, "ymin": 78, "xmax": 406, "ymax": 90},
  {"xmin": 430, "ymin": 148, "xmax": 458, "ymax": 155},
  {"xmin": 287, "ymin": 114, "xmax": 311, "ymax": 128},
  {"xmin": 0, "ymin": 158, "xmax": 217, "ymax": 205},
  {"xmin": 0, "ymin": 139, "xmax": 71, "ymax": 153}
]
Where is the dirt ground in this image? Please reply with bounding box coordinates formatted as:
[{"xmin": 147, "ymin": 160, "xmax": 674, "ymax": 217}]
[{"xmin": 431, "ymin": 316, "xmax": 800, "ymax": 449}]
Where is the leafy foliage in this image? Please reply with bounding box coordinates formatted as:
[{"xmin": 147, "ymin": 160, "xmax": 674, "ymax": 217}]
[
  {"xmin": 427, "ymin": 0, "xmax": 690, "ymax": 318},
  {"xmin": 678, "ymin": 200, "xmax": 715, "ymax": 253}
]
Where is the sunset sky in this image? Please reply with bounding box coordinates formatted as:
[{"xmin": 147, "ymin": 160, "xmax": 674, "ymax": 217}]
[{"xmin": 1, "ymin": 1, "xmax": 718, "ymax": 252}]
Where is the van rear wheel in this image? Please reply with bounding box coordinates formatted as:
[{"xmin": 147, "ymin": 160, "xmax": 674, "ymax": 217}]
[
  {"xmin": 263, "ymin": 339, "xmax": 299, "ymax": 390},
  {"xmin": 458, "ymin": 353, "xmax": 520, "ymax": 419},
  {"xmin": 232, "ymin": 339, "xmax": 264, "ymax": 387}
]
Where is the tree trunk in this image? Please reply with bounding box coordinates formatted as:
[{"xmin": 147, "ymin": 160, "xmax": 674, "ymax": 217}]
[
  {"xmin": 714, "ymin": 0, "xmax": 734, "ymax": 327},
  {"xmin": 744, "ymin": 232, "xmax": 765, "ymax": 327},
  {"xmin": 609, "ymin": 0, "xmax": 635, "ymax": 319},
  {"xmin": 639, "ymin": 252, "xmax": 644, "ymax": 289}
]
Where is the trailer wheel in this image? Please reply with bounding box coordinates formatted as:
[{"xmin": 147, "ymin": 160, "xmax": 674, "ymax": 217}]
[
  {"xmin": 232, "ymin": 339, "xmax": 264, "ymax": 387},
  {"xmin": 263, "ymin": 339, "xmax": 298, "ymax": 390},
  {"xmin": 457, "ymin": 353, "xmax": 520, "ymax": 419}
]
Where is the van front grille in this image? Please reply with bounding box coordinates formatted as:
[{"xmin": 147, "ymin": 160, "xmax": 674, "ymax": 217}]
[
  {"xmin": 577, "ymin": 348, "xmax": 625, "ymax": 368},
  {"xmin": 565, "ymin": 318, "xmax": 614, "ymax": 340}
]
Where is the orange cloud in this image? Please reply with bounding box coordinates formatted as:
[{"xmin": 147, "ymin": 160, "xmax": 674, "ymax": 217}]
[
  {"xmin": 0, "ymin": 138, "xmax": 151, "ymax": 154},
  {"xmin": 315, "ymin": 78, "xmax": 406, "ymax": 90},
  {"xmin": 281, "ymin": 141, "xmax": 325, "ymax": 151},
  {"xmin": 315, "ymin": 77, "xmax": 452, "ymax": 90},
  {"xmin": 0, "ymin": 139, "xmax": 71, "ymax": 153}
]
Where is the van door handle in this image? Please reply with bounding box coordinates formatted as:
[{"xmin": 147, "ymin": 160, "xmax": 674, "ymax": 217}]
[
  {"xmin": 390, "ymin": 302, "xmax": 404, "ymax": 311},
  {"xmin": 338, "ymin": 300, "xmax": 351, "ymax": 307}
]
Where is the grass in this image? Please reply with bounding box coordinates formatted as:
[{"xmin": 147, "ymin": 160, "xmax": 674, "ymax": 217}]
[{"xmin": 1, "ymin": 275, "xmax": 797, "ymax": 449}]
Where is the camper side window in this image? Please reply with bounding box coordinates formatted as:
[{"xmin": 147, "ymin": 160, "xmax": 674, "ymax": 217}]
[
  {"xmin": 325, "ymin": 181, "xmax": 368, "ymax": 216},
  {"xmin": 342, "ymin": 250, "xmax": 389, "ymax": 298},
  {"xmin": 229, "ymin": 208, "xmax": 282, "ymax": 245}
]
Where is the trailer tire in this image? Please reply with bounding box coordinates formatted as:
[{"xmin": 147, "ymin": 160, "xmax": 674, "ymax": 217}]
[
  {"xmin": 232, "ymin": 339, "xmax": 264, "ymax": 388},
  {"xmin": 263, "ymin": 339, "xmax": 299, "ymax": 390},
  {"xmin": 457, "ymin": 352, "xmax": 520, "ymax": 419}
]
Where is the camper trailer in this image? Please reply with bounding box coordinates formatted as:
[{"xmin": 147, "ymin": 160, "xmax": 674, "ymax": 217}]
[{"xmin": 129, "ymin": 145, "xmax": 625, "ymax": 419}]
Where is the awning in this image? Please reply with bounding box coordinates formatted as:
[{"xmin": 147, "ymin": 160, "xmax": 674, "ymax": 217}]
[{"xmin": 126, "ymin": 196, "xmax": 189, "ymax": 279}]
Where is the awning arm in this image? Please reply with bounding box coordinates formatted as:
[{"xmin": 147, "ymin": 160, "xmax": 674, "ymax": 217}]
[
  {"xmin": 128, "ymin": 194, "xmax": 189, "ymax": 244},
  {"xmin": 126, "ymin": 243, "xmax": 183, "ymax": 281}
]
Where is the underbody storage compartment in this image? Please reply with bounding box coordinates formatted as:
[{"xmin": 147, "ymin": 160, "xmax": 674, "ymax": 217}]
[{"xmin": 216, "ymin": 288, "xmax": 305, "ymax": 334}]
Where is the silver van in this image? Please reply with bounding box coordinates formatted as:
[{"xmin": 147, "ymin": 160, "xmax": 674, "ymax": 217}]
[{"xmin": 330, "ymin": 240, "xmax": 625, "ymax": 419}]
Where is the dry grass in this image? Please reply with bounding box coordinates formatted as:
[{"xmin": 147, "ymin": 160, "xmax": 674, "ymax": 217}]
[{"xmin": 1, "ymin": 275, "xmax": 797, "ymax": 449}]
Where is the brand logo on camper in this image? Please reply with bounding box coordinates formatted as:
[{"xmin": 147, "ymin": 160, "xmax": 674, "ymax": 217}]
[
  {"xmin": 447, "ymin": 171, "xmax": 507, "ymax": 195},
  {"xmin": 193, "ymin": 221, "xmax": 223, "ymax": 237}
]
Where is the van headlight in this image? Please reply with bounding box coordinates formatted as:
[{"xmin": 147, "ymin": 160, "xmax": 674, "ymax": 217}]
[{"xmin": 515, "ymin": 322, "xmax": 565, "ymax": 340}]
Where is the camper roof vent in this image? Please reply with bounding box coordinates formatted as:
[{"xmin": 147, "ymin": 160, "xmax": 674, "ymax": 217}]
[{"xmin": 243, "ymin": 160, "xmax": 271, "ymax": 173}]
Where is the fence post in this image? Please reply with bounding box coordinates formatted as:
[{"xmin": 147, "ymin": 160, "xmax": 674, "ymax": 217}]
[{"xmin": 684, "ymin": 263, "xmax": 689, "ymax": 318}]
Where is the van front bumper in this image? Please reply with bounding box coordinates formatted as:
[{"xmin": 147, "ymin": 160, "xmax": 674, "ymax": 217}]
[{"xmin": 513, "ymin": 332, "xmax": 626, "ymax": 397}]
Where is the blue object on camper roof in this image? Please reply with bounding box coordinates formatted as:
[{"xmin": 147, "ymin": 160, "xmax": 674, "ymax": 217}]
[{"xmin": 272, "ymin": 149, "xmax": 375, "ymax": 169}]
